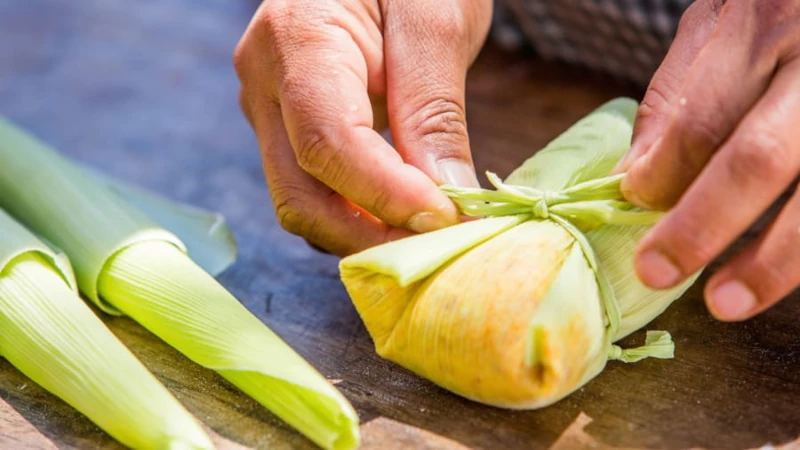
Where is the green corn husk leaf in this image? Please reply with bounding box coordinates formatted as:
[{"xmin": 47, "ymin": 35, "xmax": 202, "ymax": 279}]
[
  {"xmin": 0, "ymin": 118, "xmax": 185, "ymax": 316},
  {"xmin": 0, "ymin": 209, "xmax": 213, "ymax": 449},
  {"xmin": 99, "ymin": 241, "xmax": 359, "ymax": 450},
  {"xmin": 85, "ymin": 167, "xmax": 237, "ymax": 277},
  {"xmin": 503, "ymin": 97, "xmax": 701, "ymax": 341},
  {"xmin": 587, "ymin": 224, "xmax": 700, "ymax": 340},
  {"xmin": 0, "ymin": 117, "xmax": 360, "ymax": 450},
  {"xmin": 504, "ymin": 97, "xmax": 639, "ymax": 191},
  {"xmin": 341, "ymin": 98, "xmax": 700, "ymax": 409}
]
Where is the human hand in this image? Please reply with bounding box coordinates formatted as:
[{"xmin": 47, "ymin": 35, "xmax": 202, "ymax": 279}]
[
  {"xmin": 616, "ymin": 0, "xmax": 800, "ymax": 321},
  {"xmin": 234, "ymin": 0, "xmax": 492, "ymax": 256}
]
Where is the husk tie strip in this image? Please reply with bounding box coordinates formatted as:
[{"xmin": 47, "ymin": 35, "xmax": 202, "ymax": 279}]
[{"xmin": 443, "ymin": 172, "xmax": 673, "ymax": 363}]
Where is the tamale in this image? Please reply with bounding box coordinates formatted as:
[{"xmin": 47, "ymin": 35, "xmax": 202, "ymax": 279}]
[{"xmin": 340, "ymin": 98, "xmax": 700, "ymax": 409}]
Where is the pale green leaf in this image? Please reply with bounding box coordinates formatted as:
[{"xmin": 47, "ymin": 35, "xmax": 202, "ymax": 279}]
[
  {"xmin": 99, "ymin": 241, "xmax": 360, "ymax": 450},
  {"xmin": 0, "ymin": 116, "xmax": 360, "ymax": 449},
  {"xmin": 0, "ymin": 117, "xmax": 184, "ymax": 315},
  {"xmin": 504, "ymin": 97, "xmax": 638, "ymax": 190},
  {"xmin": 0, "ymin": 209, "xmax": 212, "ymax": 449},
  {"xmin": 340, "ymin": 216, "xmax": 524, "ymax": 287},
  {"xmin": 86, "ymin": 167, "xmax": 237, "ymax": 277}
]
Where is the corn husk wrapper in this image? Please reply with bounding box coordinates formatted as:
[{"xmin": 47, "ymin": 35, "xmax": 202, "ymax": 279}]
[
  {"xmin": 86, "ymin": 167, "xmax": 238, "ymax": 278},
  {"xmin": 0, "ymin": 117, "xmax": 360, "ymax": 450},
  {"xmin": 0, "ymin": 209, "xmax": 213, "ymax": 449},
  {"xmin": 341, "ymin": 98, "xmax": 700, "ymax": 409}
]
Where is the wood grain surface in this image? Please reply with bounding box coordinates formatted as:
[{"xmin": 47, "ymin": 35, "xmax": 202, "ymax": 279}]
[{"xmin": 1, "ymin": 1, "xmax": 798, "ymax": 449}]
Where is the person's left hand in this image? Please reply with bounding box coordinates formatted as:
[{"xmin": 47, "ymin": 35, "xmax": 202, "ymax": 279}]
[{"xmin": 616, "ymin": 0, "xmax": 800, "ymax": 322}]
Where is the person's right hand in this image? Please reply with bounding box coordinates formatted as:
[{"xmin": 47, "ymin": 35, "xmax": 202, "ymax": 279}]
[{"xmin": 234, "ymin": 0, "xmax": 493, "ymax": 256}]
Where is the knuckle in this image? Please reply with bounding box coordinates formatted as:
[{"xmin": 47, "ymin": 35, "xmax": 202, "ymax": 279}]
[
  {"xmin": 255, "ymin": 2, "xmax": 292, "ymax": 31},
  {"xmin": 638, "ymin": 83, "xmax": 675, "ymax": 123},
  {"xmin": 234, "ymin": 3, "xmax": 295, "ymax": 86},
  {"xmin": 748, "ymin": 29, "xmax": 787, "ymax": 67},
  {"xmin": 727, "ymin": 130, "xmax": 791, "ymax": 182},
  {"xmin": 246, "ymin": 2, "xmax": 312, "ymax": 74},
  {"xmin": 427, "ymin": 7, "xmax": 469, "ymax": 42},
  {"xmin": 369, "ymin": 186, "xmax": 395, "ymax": 219},
  {"xmin": 407, "ymin": 97, "xmax": 468, "ymax": 154},
  {"xmin": 676, "ymin": 2, "xmax": 700, "ymax": 32},
  {"xmin": 279, "ymin": 71, "xmax": 317, "ymax": 107},
  {"xmin": 293, "ymin": 124, "xmax": 351, "ymax": 188},
  {"xmin": 739, "ymin": 254, "xmax": 798, "ymax": 305},
  {"xmin": 663, "ymin": 214, "xmax": 720, "ymax": 272},
  {"xmin": 675, "ymin": 113, "xmax": 723, "ymax": 151},
  {"xmin": 673, "ymin": 239, "xmax": 717, "ymax": 274},
  {"xmin": 630, "ymin": 187, "xmax": 674, "ymax": 212},
  {"xmin": 750, "ymin": 259, "xmax": 793, "ymax": 297},
  {"xmin": 271, "ymin": 186, "xmax": 311, "ymax": 237},
  {"xmin": 750, "ymin": 17, "xmax": 795, "ymax": 65},
  {"xmin": 670, "ymin": 114, "xmax": 722, "ymax": 172},
  {"xmin": 684, "ymin": 240, "xmax": 718, "ymax": 271},
  {"xmin": 294, "ymin": 126, "xmax": 331, "ymax": 173},
  {"xmin": 674, "ymin": 0, "xmax": 728, "ymax": 41},
  {"xmin": 715, "ymin": 1, "xmax": 798, "ymax": 65},
  {"xmin": 755, "ymin": 0, "xmax": 799, "ymax": 30},
  {"xmin": 677, "ymin": 1, "xmax": 713, "ymax": 32}
]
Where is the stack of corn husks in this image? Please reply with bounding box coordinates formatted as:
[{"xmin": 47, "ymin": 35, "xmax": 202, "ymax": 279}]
[
  {"xmin": 341, "ymin": 98, "xmax": 700, "ymax": 409},
  {"xmin": 0, "ymin": 117, "xmax": 359, "ymax": 450}
]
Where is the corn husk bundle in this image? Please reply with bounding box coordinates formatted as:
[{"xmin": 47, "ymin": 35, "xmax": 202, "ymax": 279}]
[
  {"xmin": 0, "ymin": 209, "xmax": 213, "ymax": 448},
  {"xmin": 340, "ymin": 98, "xmax": 701, "ymax": 409},
  {"xmin": 0, "ymin": 117, "xmax": 359, "ymax": 450}
]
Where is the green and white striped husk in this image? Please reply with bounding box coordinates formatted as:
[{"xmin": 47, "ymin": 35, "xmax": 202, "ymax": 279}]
[
  {"xmin": 0, "ymin": 117, "xmax": 359, "ymax": 450},
  {"xmin": 0, "ymin": 209, "xmax": 213, "ymax": 449}
]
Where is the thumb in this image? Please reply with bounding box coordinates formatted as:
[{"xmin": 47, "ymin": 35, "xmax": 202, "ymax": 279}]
[{"xmin": 383, "ymin": 1, "xmax": 488, "ymax": 188}]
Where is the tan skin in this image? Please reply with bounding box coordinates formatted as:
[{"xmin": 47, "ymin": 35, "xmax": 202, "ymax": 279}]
[{"xmin": 236, "ymin": 0, "xmax": 800, "ymax": 322}]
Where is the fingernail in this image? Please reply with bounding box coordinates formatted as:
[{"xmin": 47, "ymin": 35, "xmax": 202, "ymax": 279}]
[
  {"xmin": 408, "ymin": 211, "xmax": 453, "ymax": 233},
  {"xmin": 620, "ymin": 151, "xmax": 654, "ymax": 207},
  {"xmin": 614, "ymin": 137, "xmax": 662, "ymax": 174},
  {"xmin": 709, "ymin": 280, "xmax": 757, "ymax": 320},
  {"xmin": 613, "ymin": 145, "xmax": 640, "ymax": 174},
  {"xmin": 438, "ymin": 160, "xmax": 480, "ymax": 188},
  {"xmin": 637, "ymin": 250, "xmax": 681, "ymax": 288}
]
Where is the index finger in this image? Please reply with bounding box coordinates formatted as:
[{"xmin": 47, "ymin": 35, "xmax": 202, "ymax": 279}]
[
  {"xmin": 276, "ymin": 27, "xmax": 460, "ymax": 234},
  {"xmin": 258, "ymin": 100, "xmax": 414, "ymax": 256},
  {"xmin": 622, "ymin": 1, "xmax": 776, "ymax": 210},
  {"xmin": 614, "ymin": 0, "xmax": 718, "ymax": 173}
]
